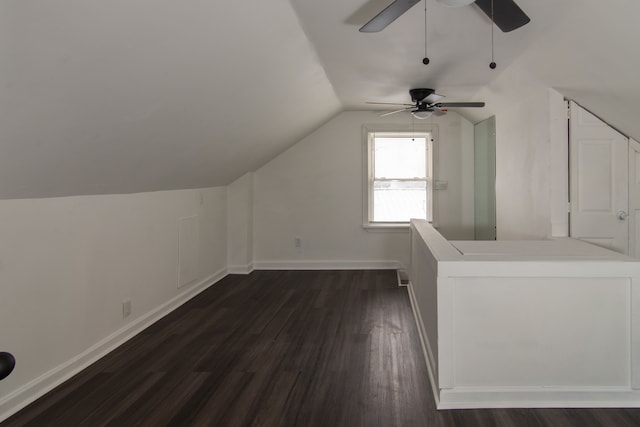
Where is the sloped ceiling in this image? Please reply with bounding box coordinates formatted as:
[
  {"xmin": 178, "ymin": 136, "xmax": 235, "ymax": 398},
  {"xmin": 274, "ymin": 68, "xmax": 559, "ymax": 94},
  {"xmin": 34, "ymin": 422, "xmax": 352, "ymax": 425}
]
[
  {"xmin": 2, "ymin": 0, "xmax": 639, "ymax": 199},
  {"xmin": 498, "ymin": 0, "xmax": 640, "ymax": 141},
  {"xmin": 0, "ymin": 0, "xmax": 341, "ymax": 199}
]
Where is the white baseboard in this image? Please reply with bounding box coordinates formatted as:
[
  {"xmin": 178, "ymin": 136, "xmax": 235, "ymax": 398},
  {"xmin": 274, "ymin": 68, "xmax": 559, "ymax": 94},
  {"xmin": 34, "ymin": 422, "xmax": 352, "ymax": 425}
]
[
  {"xmin": 0, "ymin": 268, "xmax": 228, "ymax": 422},
  {"xmin": 253, "ymin": 260, "xmax": 403, "ymax": 270},
  {"xmin": 227, "ymin": 263, "xmax": 254, "ymax": 274},
  {"xmin": 438, "ymin": 388, "xmax": 640, "ymax": 409}
]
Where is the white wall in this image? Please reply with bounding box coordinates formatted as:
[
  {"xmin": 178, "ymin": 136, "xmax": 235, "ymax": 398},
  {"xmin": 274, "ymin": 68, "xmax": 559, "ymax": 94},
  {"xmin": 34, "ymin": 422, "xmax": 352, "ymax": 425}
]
[
  {"xmin": 549, "ymin": 89, "xmax": 570, "ymax": 237},
  {"xmin": 227, "ymin": 173, "xmax": 254, "ymax": 273},
  {"xmin": 474, "ymin": 64, "xmax": 567, "ymax": 240},
  {"xmin": 252, "ymin": 110, "xmax": 475, "ymax": 270},
  {"xmin": 495, "ymin": 88, "xmax": 552, "ymax": 239},
  {"xmin": 0, "ymin": 187, "xmax": 227, "ymax": 419},
  {"xmin": 460, "ymin": 117, "xmax": 475, "ymax": 238},
  {"xmin": 438, "ymin": 115, "xmax": 475, "ymax": 240}
]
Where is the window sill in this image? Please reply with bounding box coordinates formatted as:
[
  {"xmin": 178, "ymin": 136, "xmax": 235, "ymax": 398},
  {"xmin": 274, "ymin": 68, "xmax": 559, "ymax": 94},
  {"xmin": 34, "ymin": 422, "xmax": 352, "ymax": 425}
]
[
  {"xmin": 363, "ymin": 223, "xmax": 411, "ymax": 232},
  {"xmin": 362, "ymin": 221, "xmax": 437, "ymax": 232}
]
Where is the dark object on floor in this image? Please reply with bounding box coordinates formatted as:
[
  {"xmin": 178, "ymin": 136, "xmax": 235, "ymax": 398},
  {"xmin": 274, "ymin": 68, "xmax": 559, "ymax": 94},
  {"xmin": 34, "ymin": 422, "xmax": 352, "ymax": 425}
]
[{"xmin": 0, "ymin": 352, "xmax": 15, "ymax": 381}]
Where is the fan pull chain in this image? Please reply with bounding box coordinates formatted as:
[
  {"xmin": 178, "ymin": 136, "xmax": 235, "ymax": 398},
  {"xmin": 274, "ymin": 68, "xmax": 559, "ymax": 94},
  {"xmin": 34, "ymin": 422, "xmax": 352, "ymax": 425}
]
[
  {"xmin": 412, "ymin": 115, "xmax": 416, "ymax": 140},
  {"xmin": 422, "ymin": 0, "xmax": 429, "ymax": 65},
  {"xmin": 489, "ymin": 0, "xmax": 496, "ymax": 69}
]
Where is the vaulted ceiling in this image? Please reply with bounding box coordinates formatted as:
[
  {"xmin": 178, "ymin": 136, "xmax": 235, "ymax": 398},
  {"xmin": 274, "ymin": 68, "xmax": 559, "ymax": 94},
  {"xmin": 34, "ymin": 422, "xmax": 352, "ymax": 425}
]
[{"xmin": 1, "ymin": 0, "xmax": 638, "ymax": 199}]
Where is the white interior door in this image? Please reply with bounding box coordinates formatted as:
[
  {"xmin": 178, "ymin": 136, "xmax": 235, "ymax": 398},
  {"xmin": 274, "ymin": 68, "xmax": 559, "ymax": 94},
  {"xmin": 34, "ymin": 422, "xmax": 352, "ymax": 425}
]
[
  {"xmin": 630, "ymin": 138, "xmax": 640, "ymax": 257},
  {"xmin": 569, "ymin": 101, "xmax": 629, "ymax": 254}
]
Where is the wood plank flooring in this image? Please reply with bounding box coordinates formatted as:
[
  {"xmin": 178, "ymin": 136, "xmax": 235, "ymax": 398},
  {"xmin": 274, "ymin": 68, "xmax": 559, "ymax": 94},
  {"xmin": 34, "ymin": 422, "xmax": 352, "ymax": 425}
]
[{"xmin": 3, "ymin": 270, "xmax": 640, "ymax": 426}]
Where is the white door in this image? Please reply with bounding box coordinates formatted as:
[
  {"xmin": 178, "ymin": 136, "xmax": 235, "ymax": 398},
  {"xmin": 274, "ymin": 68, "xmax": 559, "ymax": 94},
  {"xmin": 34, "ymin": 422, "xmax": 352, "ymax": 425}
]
[
  {"xmin": 569, "ymin": 101, "xmax": 629, "ymax": 254},
  {"xmin": 630, "ymin": 138, "xmax": 640, "ymax": 257}
]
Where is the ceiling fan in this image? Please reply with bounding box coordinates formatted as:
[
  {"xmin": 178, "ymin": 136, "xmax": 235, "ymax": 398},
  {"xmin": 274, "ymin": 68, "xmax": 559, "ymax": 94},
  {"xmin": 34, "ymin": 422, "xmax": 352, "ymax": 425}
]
[
  {"xmin": 369, "ymin": 88, "xmax": 485, "ymax": 119},
  {"xmin": 360, "ymin": 0, "xmax": 530, "ymax": 33}
]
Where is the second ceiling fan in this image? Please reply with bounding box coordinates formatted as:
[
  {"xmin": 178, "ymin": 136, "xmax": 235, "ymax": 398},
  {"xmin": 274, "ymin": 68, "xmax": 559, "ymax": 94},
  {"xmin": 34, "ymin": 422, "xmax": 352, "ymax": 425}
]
[{"xmin": 359, "ymin": 0, "xmax": 530, "ymax": 33}]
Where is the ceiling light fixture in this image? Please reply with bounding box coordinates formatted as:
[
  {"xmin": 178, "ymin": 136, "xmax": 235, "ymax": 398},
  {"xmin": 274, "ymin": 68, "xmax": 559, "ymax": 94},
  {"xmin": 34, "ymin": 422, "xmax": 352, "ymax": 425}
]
[
  {"xmin": 436, "ymin": 0, "xmax": 475, "ymax": 7},
  {"xmin": 412, "ymin": 110, "xmax": 432, "ymax": 119}
]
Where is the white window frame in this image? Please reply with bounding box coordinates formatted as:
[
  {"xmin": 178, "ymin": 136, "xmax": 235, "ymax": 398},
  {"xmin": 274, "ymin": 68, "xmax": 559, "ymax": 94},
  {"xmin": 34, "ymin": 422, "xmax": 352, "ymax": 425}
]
[{"xmin": 362, "ymin": 124, "xmax": 438, "ymax": 229}]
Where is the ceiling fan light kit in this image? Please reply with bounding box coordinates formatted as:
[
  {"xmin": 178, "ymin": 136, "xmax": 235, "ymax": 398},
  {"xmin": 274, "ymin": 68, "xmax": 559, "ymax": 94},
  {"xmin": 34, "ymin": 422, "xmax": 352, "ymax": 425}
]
[{"xmin": 412, "ymin": 110, "xmax": 433, "ymax": 119}]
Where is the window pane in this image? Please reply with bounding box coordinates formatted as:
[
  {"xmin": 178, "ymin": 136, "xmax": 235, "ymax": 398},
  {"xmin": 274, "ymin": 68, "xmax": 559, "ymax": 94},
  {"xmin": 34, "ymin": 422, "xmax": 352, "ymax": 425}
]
[
  {"xmin": 374, "ymin": 137, "xmax": 426, "ymax": 179},
  {"xmin": 372, "ymin": 180, "xmax": 428, "ymax": 222}
]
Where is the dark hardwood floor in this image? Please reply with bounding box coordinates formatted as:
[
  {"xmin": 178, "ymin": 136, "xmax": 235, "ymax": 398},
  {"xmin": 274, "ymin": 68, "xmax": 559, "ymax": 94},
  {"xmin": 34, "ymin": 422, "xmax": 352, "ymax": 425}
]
[{"xmin": 3, "ymin": 270, "xmax": 640, "ymax": 426}]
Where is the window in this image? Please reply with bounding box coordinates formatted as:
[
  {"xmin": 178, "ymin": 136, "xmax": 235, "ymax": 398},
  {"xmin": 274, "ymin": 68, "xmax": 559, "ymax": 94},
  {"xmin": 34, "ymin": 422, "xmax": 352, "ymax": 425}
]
[{"xmin": 365, "ymin": 129, "xmax": 433, "ymax": 226}]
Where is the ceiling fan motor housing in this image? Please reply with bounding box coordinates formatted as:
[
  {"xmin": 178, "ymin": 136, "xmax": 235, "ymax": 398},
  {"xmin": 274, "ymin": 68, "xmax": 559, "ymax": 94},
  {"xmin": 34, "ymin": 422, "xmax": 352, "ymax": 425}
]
[{"xmin": 410, "ymin": 88, "xmax": 435, "ymax": 102}]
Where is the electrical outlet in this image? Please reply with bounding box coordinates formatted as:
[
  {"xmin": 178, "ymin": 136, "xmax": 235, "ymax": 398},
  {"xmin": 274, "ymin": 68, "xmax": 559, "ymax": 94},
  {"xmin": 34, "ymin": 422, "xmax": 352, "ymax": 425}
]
[
  {"xmin": 294, "ymin": 237, "xmax": 302, "ymax": 248},
  {"xmin": 122, "ymin": 299, "xmax": 131, "ymax": 318}
]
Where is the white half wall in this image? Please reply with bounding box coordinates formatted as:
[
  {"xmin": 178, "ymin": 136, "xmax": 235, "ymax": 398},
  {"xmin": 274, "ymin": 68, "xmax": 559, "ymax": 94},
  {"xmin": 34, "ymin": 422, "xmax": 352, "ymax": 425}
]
[
  {"xmin": 0, "ymin": 187, "xmax": 227, "ymax": 420},
  {"xmin": 253, "ymin": 110, "xmax": 475, "ymax": 270},
  {"xmin": 410, "ymin": 220, "xmax": 640, "ymax": 409}
]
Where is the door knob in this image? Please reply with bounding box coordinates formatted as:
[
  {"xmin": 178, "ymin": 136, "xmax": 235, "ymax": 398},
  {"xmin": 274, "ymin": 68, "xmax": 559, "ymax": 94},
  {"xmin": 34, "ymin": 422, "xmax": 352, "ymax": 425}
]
[{"xmin": 617, "ymin": 211, "xmax": 628, "ymax": 220}]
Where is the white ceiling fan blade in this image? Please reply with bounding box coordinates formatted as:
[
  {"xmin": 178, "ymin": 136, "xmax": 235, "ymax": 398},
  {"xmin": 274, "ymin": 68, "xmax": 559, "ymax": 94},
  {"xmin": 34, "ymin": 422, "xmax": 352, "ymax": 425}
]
[
  {"xmin": 359, "ymin": 0, "xmax": 421, "ymax": 32},
  {"xmin": 366, "ymin": 101, "xmax": 414, "ymax": 107},
  {"xmin": 436, "ymin": 102, "xmax": 485, "ymax": 108},
  {"xmin": 380, "ymin": 107, "xmax": 412, "ymax": 117},
  {"xmin": 423, "ymin": 93, "xmax": 445, "ymax": 104},
  {"xmin": 474, "ymin": 0, "xmax": 530, "ymax": 33}
]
